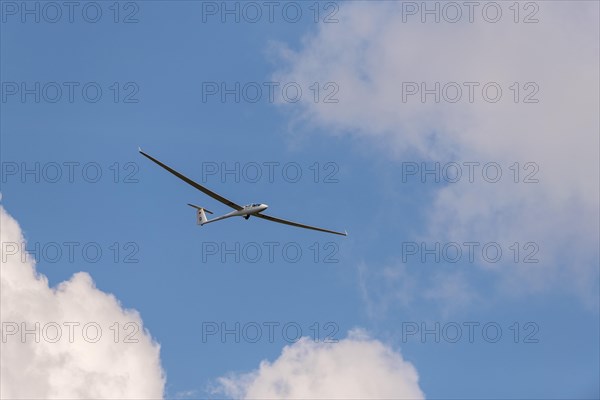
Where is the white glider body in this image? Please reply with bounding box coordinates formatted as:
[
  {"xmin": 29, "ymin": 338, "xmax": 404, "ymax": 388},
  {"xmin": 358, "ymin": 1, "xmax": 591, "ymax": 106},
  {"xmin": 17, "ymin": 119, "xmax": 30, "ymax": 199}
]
[
  {"xmin": 190, "ymin": 203, "xmax": 268, "ymax": 225},
  {"xmin": 139, "ymin": 149, "xmax": 347, "ymax": 236}
]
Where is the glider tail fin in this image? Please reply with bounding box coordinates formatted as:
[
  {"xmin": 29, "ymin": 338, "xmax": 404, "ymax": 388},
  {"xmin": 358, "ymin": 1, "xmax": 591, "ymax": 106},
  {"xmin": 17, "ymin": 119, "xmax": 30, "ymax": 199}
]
[
  {"xmin": 197, "ymin": 208, "xmax": 208, "ymax": 225},
  {"xmin": 187, "ymin": 203, "xmax": 212, "ymax": 225}
]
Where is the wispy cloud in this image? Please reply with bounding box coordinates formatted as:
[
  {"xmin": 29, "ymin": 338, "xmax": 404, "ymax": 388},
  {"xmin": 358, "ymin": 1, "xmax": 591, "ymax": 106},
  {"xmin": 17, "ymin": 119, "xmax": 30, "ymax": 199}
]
[{"xmin": 272, "ymin": 2, "xmax": 599, "ymax": 309}]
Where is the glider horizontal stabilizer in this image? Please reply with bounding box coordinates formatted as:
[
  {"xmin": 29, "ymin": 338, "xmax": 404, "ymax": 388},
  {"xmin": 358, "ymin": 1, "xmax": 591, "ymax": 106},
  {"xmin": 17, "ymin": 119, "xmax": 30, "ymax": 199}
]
[{"xmin": 187, "ymin": 203, "xmax": 213, "ymax": 214}]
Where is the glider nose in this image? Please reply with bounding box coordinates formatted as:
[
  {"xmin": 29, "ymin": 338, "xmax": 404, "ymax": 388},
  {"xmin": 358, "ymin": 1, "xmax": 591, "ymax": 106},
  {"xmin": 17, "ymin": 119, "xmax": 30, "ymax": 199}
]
[{"xmin": 261, "ymin": 204, "xmax": 268, "ymax": 211}]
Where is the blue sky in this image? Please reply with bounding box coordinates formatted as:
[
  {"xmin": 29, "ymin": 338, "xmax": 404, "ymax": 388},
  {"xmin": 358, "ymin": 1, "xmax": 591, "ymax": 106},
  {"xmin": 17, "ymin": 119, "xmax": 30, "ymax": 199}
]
[{"xmin": 1, "ymin": 1, "xmax": 599, "ymax": 399}]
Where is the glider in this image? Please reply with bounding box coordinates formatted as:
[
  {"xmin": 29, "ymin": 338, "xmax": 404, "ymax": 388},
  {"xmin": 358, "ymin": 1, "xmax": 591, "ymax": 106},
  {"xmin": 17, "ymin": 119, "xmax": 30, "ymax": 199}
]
[{"xmin": 139, "ymin": 149, "xmax": 347, "ymax": 236}]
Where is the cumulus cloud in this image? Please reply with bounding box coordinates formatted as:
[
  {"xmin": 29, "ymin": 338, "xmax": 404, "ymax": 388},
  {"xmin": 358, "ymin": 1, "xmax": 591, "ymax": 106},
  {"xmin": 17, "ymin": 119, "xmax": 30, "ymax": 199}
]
[
  {"xmin": 215, "ymin": 329, "xmax": 424, "ymax": 399},
  {"xmin": 0, "ymin": 205, "xmax": 165, "ymax": 399},
  {"xmin": 273, "ymin": 2, "xmax": 599, "ymax": 306}
]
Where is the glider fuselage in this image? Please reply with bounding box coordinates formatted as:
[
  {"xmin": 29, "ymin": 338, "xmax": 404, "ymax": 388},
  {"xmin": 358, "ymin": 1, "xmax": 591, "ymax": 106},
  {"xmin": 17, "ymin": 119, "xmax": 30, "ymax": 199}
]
[
  {"xmin": 232, "ymin": 203, "xmax": 268, "ymax": 217},
  {"xmin": 206, "ymin": 203, "xmax": 269, "ymax": 224}
]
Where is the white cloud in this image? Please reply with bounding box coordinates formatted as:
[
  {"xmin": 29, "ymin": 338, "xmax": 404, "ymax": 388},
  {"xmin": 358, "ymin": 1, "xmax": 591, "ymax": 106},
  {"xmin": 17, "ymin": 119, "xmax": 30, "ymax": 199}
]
[
  {"xmin": 215, "ymin": 329, "xmax": 424, "ymax": 399},
  {"xmin": 0, "ymin": 205, "xmax": 165, "ymax": 399},
  {"xmin": 273, "ymin": 2, "xmax": 599, "ymax": 306}
]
